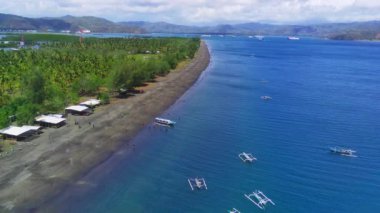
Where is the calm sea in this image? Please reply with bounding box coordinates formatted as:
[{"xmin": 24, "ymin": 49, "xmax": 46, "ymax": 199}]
[{"xmin": 45, "ymin": 36, "xmax": 380, "ymax": 212}]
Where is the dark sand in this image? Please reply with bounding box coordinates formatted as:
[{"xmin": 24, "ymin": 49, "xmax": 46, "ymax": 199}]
[{"xmin": 0, "ymin": 41, "xmax": 210, "ymax": 212}]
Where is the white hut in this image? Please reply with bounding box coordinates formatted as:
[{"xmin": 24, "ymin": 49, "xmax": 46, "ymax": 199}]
[
  {"xmin": 0, "ymin": 125, "xmax": 42, "ymax": 140},
  {"xmin": 65, "ymin": 105, "xmax": 92, "ymax": 116},
  {"xmin": 80, "ymin": 99, "xmax": 101, "ymax": 108},
  {"xmin": 35, "ymin": 114, "xmax": 66, "ymax": 127}
]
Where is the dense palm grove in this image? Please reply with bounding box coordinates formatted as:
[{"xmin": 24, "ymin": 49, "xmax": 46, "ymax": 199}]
[{"xmin": 0, "ymin": 34, "xmax": 200, "ymax": 127}]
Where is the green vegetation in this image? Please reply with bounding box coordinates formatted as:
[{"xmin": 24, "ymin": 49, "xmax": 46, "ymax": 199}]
[
  {"xmin": 0, "ymin": 34, "xmax": 200, "ymax": 127},
  {"xmin": 4, "ymin": 33, "xmax": 80, "ymax": 43},
  {"xmin": 0, "ymin": 140, "xmax": 15, "ymax": 156},
  {"xmin": 97, "ymin": 92, "xmax": 110, "ymax": 105}
]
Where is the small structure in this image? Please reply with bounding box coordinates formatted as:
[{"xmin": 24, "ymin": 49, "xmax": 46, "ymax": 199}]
[
  {"xmin": 32, "ymin": 45, "xmax": 40, "ymax": 50},
  {"xmin": 229, "ymin": 208, "xmax": 241, "ymax": 213},
  {"xmin": 188, "ymin": 178, "xmax": 207, "ymax": 191},
  {"xmin": 79, "ymin": 99, "xmax": 101, "ymax": 108},
  {"xmin": 65, "ymin": 105, "xmax": 92, "ymax": 116},
  {"xmin": 239, "ymin": 152, "xmax": 257, "ymax": 163},
  {"xmin": 245, "ymin": 190, "xmax": 275, "ymax": 210},
  {"xmin": 118, "ymin": 88, "xmax": 128, "ymax": 97},
  {"xmin": 0, "ymin": 125, "xmax": 41, "ymax": 141},
  {"xmin": 35, "ymin": 114, "xmax": 66, "ymax": 128},
  {"xmin": 154, "ymin": 117, "xmax": 176, "ymax": 126},
  {"xmin": 261, "ymin": 96, "xmax": 272, "ymax": 100},
  {"xmin": 330, "ymin": 147, "xmax": 357, "ymax": 157},
  {"xmin": 255, "ymin": 35, "xmax": 264, "ymax": 40},
  {"xmin": 288, "ymin": 36, "xmax": 300, "ymax": 40}
]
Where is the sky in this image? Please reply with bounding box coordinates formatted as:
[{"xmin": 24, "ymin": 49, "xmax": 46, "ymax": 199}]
[{"xmin": 1, "ymin": 0, "xmax": 380, "ymax": 25}]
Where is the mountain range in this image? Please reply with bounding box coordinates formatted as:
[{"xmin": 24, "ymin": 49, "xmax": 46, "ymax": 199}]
[
  {"xmin": 1, "ymin": 13, "xmax": 380, "ymax": 40},
  {"xmin": 0, "ymin": 14, "xmax": 143, "ymax": 33}
]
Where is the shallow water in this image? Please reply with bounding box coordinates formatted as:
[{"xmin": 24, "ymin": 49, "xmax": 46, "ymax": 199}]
[{"xmin": 47, "ymin": 36, "xmax": 380, "ymax": 212}]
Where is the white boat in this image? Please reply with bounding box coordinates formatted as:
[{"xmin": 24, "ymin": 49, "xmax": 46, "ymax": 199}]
[
  {"xmin": 255, "ymin": 35, "xmax": 264, "ymax": 40},
  {"xmin": 288, "ymin": 36, "xmax": 300, "ymax": 40},
  {"xmin": 188, "ymin": 178, "xmax": 207, "ymax": 190},
  {"xmin": 154, "ymin": 117, "xmax": 176, "ymax": 126},
  {"xmin": 330, "ymin": 147, "xmax": 357, "ymax": 157},
  {"xmin": 245, "ymin": 190, "xmax": 275, "ymax": 209},
  {"xmin": 239, "ymin": 152, "xmax": 257, "ymax": 163},
  {"xmin": 261, "ymin": 96, "xmax": 272, "ymax": 100},
  {"xmin": 228, "ymin": 208, "xmax": 241, "ymax": 213}
]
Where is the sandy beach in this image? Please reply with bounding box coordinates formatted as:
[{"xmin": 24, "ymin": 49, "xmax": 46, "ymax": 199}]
[{"xmin": 0, "ymin": 41, "xmax": 210, "ymax": 212}]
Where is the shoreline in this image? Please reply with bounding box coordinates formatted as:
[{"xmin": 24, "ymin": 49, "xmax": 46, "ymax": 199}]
[{"xmin": 0, "ymin": 41, "xmax": 210, "ymax": 212}]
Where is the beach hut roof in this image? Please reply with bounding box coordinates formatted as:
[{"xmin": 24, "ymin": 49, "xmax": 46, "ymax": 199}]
[
  {"xmin": 80, "ymin": 99, "xmax": 101, "ymax": 107},
  {"xmin": 0, "ymin": 125, "xmax": 41, "ymax": 136},
  {"xmin": 35, "ymin": 115, "xmax": 66, "ymax": 124},
  {"xmin": 21, "ymin": 125, "xmax": 42, "ymax": 131},
  {"xmin": 65, "ymin": 105, "xmax": 89, "ymax": 112},
  {"xmin": 49, "ymin": 114, "xmax": 64, "ymax": 118}
]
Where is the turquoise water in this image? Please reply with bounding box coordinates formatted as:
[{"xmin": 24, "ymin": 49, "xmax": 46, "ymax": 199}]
[{"xmin": 47, "ymin": 36, "xmax": 380, "ymax": 212}]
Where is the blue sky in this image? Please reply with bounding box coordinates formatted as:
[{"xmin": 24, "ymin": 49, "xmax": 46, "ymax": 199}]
[{"xmin": 1, "ymin": 0, "xmax": 380, "ymax": 24}]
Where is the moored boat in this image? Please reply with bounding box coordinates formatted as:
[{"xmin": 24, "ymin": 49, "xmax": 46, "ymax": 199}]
[
  {"xmin": 154, "ymin": 117, "xmax": 176, "ymax": 126},
  {"xmin": 245, "ymin": 190, "xmax": 275, "ymax": 209},
  {"xmin": 330, "ymin": 147, "xmax": 357, "ymax": 157},
  {"xmin": 188, "ymin": 177, "xmax": 207, "ymax": 190},
  {"xmin": 261, "ymin": 96, "xmax": 272, "ymax": 100},
  {"xmin": 255, "ymin": 35, "xmax": 264, "ymax": 40},
  {"xmin": 228, "ymin": 208, "xmax": 241, "ymax": 213},
  {"xmin": 288, "ymin": 36, "xmax": 300, "ymax": 40},
  {"xmin": 239, "ymin": 152, "xmax": 257, "ymax": 163}
]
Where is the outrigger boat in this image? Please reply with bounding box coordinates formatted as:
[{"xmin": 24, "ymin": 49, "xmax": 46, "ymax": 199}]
[
  {"xmin": 228, "ymin": 208, "xmax": 241, "ymax": 213},
  {"xmin": 330, "ymin": 147, "xmax": 357, "ymax": 157},
  {"xmin": 188, "ymin": 178, "xmax": 207, "ymax": 191},
  {"xmin": 245, "ymin": 190, "xmax": 275, "ymax": 210},
  {"xmin": 288, "ymin": 36, "xmax": 300, "ymax": 40},
  {"xmin": 154, "ymin": 117, "xmax": 176, "ymax": 126},
  {"xmin": 261, "ymin": 96, "xmax": 272, "ymax": 100},
  {"xmin": 255, "ymin": 35, "xmax": 264, "ymax": 40},
  {"xmin": 239, "ymin": 152, "xmax": 257, "ymax": 163}
]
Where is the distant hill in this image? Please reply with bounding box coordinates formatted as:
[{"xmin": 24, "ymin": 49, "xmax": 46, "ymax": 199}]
[
  {"xmin": 0, "ymin": 13, "xmax": 143, "ymax": 33},
  {"xmin": 121, "ymin": 21, "xmax": 380, "ymax": 40},
  {"xmin": 1, "ymin": 13, "xmax": 379, "ymax": 40},
  {"xmin": 0, "ymin": 13, "xmax": 71, "ymax": 31},
  {"xmin": 60, "ymin": 15, "xmax": 143, "ymax": 33},
  {"xmin": 119, "ymin": 21, "xmax": 201, "ymax": 34},
  {"xmin": 119, "ymin": 22, "xmax": 241, "ymax": 34}
]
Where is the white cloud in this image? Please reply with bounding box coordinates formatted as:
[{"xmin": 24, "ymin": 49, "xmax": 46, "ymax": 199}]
[{"xmin": 0, "ymin": 0, "xmax": 379, "ymax": 24}]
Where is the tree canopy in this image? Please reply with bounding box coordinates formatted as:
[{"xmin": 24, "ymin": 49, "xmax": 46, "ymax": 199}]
[{"xmin": 0, "ymin": 34, "xmax": 200, "ymax": 127}]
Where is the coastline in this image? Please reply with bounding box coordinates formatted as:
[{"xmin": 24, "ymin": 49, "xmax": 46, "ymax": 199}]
[{"xmin": 0, "ymin": 41, "xmax": 210, "ymax": 212}]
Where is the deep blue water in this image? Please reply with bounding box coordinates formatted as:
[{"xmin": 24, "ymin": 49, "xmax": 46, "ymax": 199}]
[{"xmin": 47, "ymin": 36, "xmax": 380, "ymax": 212}]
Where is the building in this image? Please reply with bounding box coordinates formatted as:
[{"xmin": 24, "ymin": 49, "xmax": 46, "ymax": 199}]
[
  {"xmin": 79, "ymin": 99, "xmax": 101, "ymax": 108},
  {"xmin": 65, "ymin": 105, "xmax": 92, "ymax": 116},
  {"xmin": 35, "ymin": 114, "xmax": 66, "ymax": 128},
  {"xmin": 76, "ymin": 29, "xmax": 91, "ymax": 34},
  {"xmin": 0, "ymin": 125, "xmax": 42, "ymax": 141}
]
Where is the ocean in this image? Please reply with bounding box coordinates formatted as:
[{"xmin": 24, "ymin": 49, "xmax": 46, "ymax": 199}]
[{"xmin": 46, "ymin": 36, "xmax": 380, "ymax": 212}]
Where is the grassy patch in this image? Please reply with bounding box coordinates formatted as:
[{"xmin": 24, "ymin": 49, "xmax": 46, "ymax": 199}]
[{"xmin": 0, "ymin": 140, "xmax": 16, "ymax": 156}]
